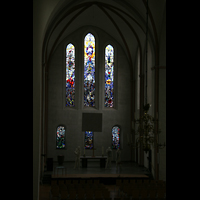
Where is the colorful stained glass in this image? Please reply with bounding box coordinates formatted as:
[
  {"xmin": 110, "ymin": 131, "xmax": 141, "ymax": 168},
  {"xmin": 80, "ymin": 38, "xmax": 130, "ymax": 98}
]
[
  {"xmin": 84, "ymin": 33, "xmax": 95, "ymax": 107},
  {"xmin": 105, "ymin": 45, "xmax": 114, "ymax": 107},
  {"xmin": 66, "ymin": 43, "xmax": 75, "ymax": 107},
  {"xmin": 56, "ymin": 126, "xmax": 65, "ymax": 149},
  {"xmin": 112, "ymin": 126, "xmax": 120, "ymax": 149},
  {"xmin": 84, "ymin": 131, "xmax": 94, "ymax": 149}
]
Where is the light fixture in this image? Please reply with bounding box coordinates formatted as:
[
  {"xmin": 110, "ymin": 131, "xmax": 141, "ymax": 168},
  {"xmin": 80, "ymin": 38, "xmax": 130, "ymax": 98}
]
[{"xmin": 131, "ymin": 103, "xmax": 165, "ymax": 153}]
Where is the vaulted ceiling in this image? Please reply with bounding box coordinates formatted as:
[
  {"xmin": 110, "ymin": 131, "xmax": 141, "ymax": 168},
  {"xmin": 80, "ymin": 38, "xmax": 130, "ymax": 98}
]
[{"xmin": 42, "ymin": 0, "xmax": 166, "ymax": 69}]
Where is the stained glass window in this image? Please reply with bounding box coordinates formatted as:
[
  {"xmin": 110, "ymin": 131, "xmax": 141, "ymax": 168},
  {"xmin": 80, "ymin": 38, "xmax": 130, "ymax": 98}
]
[
  {"xmin": 105, "ymin": 45, "xmax": 114, "ymax": 107},
  {"xmin": 84, "ymin": 131, "xmax": 94, "ymax": 149},
  {"xmin": 112, "ymin": 126, "xmax": 120, "ymax": 149},
  {"xmin": 84, "ymin": 33, "xmax": 95, "ymax": 107},
  {"xmin": 66, "ymin": 43, "xmax": 75, "ymax": 107},
  {"xmin": 56, "ymin": 126, "xmax": 65, "ymax": 149}
]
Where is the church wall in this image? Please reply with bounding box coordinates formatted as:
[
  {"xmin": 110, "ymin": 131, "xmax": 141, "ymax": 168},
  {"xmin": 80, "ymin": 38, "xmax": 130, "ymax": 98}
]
[
  {"xmin": 158, "ymin": 69, "xmax": 166, "ymax": 181},
  {"xmin": 134, "ymin": 48, "xmax": 140, "ymax": 163},
  {"xmin": 47, "ymin": 26, "xmax": 131, "ymax": 162},
  {"xmin": 143, "ymin": 42, "xmax": 154, "ymax": 171},
  {"xmin": 33, "ymin": 0, "xmax": 61, "ymax": 199},
  {"xmin": 158, "ymin": 5, "xmax": 166, "ymax": 181}
]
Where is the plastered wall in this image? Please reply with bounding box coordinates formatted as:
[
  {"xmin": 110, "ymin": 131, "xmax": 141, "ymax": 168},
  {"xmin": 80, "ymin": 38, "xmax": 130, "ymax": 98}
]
[{"xmin": 47, "ymin": 26, "xmax": 132, "ymax": 162}]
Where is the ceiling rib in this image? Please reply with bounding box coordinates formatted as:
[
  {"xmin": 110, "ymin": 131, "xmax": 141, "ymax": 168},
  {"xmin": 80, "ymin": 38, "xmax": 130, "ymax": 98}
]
[
  {"xmin": 97, "ymin": 3, "xmax": 132, "ymax": 68},
  {"xmin": 46, "ymin": 5, "xmax": 92, "ymax": 65},
  {"xmin": 43, "ymin": 1, "xmax": 153, "ymax": 69}
]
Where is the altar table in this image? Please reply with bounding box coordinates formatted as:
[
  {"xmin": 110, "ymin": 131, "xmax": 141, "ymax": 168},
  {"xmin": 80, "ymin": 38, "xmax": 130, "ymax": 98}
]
[{"xmin": 80, "ymin": 156, "xmax": 107, "ymax": 168}]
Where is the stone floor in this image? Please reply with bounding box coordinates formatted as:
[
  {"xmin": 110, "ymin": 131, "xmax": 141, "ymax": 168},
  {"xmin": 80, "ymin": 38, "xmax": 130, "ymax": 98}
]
[
  {"xmin": 39, "ymin": 184, "xmax": 122, "ymax": 200},
  {"xmin": 39, "ymin": 161, "xmax": 152, "ymax": 200}
]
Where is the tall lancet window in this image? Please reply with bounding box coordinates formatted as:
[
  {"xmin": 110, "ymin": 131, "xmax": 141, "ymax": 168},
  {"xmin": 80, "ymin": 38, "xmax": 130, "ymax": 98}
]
[
  {"xmin": 112, "ymin": 125, "xmax": 120, "ymax": 149},
  {"xmin": 84, "ymin": 33, "xmax": 95, "ymax": 107},
  {"xmin": 56, "ymin": 125, "xmax": 65, "ymax": 149},
  {"xmin": 105, "ymin": 45, "xmax": 114, "ymax": 107},
  {"xmin": 66, "ymin": 43, "xmax": 75, "ymax": 107}
]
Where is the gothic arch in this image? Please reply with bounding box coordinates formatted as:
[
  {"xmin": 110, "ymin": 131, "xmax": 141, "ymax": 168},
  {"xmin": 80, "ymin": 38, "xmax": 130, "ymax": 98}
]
[{"xmin": 40, "ymin": 0, "xmax": 166, "ymax": 181}]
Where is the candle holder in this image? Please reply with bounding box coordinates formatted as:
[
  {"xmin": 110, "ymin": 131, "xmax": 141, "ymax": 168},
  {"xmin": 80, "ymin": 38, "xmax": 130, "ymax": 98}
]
[{"xmin": 130, "ymin": 103, "xmax": 165, "ymax": 153}]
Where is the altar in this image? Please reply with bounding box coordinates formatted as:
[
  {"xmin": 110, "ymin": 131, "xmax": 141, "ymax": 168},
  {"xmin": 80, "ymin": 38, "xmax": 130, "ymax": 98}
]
[{"xmin": 80, "ymin": 156, "xmax": 107, "ymax": 168}]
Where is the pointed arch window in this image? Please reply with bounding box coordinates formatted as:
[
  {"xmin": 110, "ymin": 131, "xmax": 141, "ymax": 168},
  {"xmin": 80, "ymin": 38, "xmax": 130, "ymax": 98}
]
[
  {"xmin": 84, "ymin": 131, "xmax": 94, "ymax": 149},
  {"xmin": 56, "ymin": 125, "xmax": 65, "ymax": 149},
  {"xmin": 105, "ymin": 45, "xmax": 114, "ymax": 107},
  {"xmin": 66, "ymin": 43, "xmax": 75, "ymax": 107},
  {"xmin": 84, "ymin": 33, "xmax": 95, "ymax": 107},
  {"xmin": 112, "ymin": 125, "xmax": 120, "ymax": 149}
]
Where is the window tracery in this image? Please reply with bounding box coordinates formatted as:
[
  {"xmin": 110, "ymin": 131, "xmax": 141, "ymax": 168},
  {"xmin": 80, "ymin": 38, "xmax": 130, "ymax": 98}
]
[
  {"xmin": 66, "ymin": 43, "xmax": 75, "ymax": 107},
  {"xmin": 84, "ymin": 33, "xmax": 95, "ymax": 107},
  {"xmin": 105, "ymin": 44, "xmax": 114, "ymax": 107}
]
